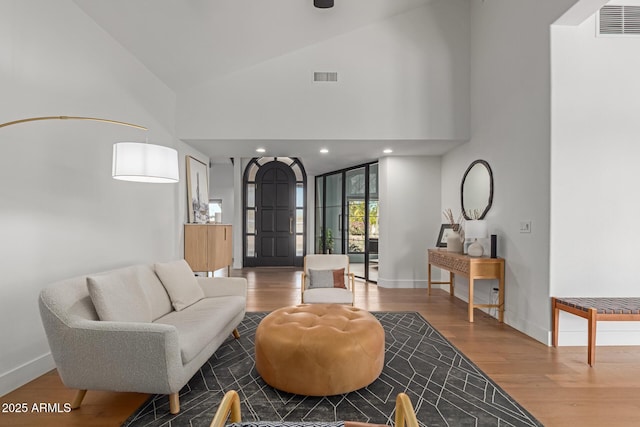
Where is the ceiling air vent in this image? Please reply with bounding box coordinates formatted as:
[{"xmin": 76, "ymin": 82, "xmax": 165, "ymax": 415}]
[
  {"xmin": 314, "ymin": 72, "xmax": 338, "ymax": 82},
  {"xmin": 598, "ymin": 5, "xmax": 640, "ymax": 36}
]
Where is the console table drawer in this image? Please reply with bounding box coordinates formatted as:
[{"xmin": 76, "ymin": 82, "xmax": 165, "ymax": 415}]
[{"xmin": 428, "ymin": 251, "xmax": 469, "ymax": 275}]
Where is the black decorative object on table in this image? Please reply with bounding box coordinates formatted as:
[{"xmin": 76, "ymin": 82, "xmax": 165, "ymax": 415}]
[
  {"xmin": 123, "ymin": 312, "xmax": 541, "ymax": 427},
  {"xmin": 314, "ymin": 0, "xmax": 334, "ymax": 8},
  {"xmin": 491, "ymin": 234, "xmax": 497, "ymax": 258}
]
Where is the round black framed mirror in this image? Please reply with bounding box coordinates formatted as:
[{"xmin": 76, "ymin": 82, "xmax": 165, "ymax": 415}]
[{"xmin": 460, "ymin": 159, "xmax": 494, "ymax": 220}]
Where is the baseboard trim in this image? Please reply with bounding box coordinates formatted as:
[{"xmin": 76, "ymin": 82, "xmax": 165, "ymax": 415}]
[
  {"xmin": 0, "ymin": 352, "xmax": 55, "ymax": 397},
  {"xmin": 552, "ymin": 328, "xmax": 640, "ymax": 347},
  {"xmin": 376, "ymin": 278, "xmax": 429, "ymax": 289}
]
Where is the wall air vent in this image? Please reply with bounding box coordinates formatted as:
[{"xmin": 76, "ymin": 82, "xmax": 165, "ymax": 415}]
[
  {"xmin": 313, "ymin": 72, "xmax": 338, "ymax": 82},
  {"xmin": 598, "ymin": 5, "xmax": 640, "ymax": 36}
]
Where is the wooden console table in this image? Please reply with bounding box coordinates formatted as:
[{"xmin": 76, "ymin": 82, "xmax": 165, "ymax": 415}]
[{"xmin": 427, "ymin": 248, "xmax": 505, "ymax": 323}]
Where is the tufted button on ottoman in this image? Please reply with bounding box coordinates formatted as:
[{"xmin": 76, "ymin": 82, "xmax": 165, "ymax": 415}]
[{"xmin": 255, "ymin": 304, "xmax": 385, "ymax": 396}]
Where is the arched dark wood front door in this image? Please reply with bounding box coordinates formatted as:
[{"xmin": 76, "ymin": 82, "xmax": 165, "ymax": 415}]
[{"xmin": 254, "ymin": 161, "xmax": 296, "ymax": 266}]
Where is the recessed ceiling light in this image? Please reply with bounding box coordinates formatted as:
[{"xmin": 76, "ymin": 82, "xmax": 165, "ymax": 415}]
[
  {"xmin": 320, "ymin": 148, "xmax": 329, "ymax": 154},
  {"xmin": 383, "ymin": 148, "xmax": 393, "ymax": 154},
  {"xmin": 256, "ymin": 148, "xmax": 266, "ymax": 153}
]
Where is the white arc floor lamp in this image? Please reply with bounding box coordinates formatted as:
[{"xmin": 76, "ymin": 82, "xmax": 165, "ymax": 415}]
[{"xmin": 0, "ymin": 115, "xmax": 179, "ymax": 184}]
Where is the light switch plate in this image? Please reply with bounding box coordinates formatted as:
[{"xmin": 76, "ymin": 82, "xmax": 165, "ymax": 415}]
[{"xmin": 519, "ymin": 221, "xmax": 532, "ymax": 233}]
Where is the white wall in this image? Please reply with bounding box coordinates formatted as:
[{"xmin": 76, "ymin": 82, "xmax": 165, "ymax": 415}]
[
  {"xmin": 440, "ymin": 0, "xmax": 576, "ymax": 344},
  {"xmin": 209, "ymin": 162, "xmax": 235, "ymax": 225},
  {"xmin": 207, "ymin": 161, "xmax": 240, "ymax": 270},
  {"xmin": 232, "ymin": 157, "xmax": 245, "ymax": 269},
  {"xmin": 378, "ymin": 156, "xmax": 441, "ymax": 288},
  {"xmin": 0, "ymin": 1, "xmax": 187, "ymax": 396},
  {"xmin": 176, "ymin": 0, "xmax": 469, "ymax": 142},
  {"xmin": 551, "ymin": 14, "xmax": 640, "ymax": 345}
]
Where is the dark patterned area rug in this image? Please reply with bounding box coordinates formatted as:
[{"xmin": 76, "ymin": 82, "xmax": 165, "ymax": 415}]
[{"xmin": 123, "ymin": 312, "xmax": 541, "ymax": 427}]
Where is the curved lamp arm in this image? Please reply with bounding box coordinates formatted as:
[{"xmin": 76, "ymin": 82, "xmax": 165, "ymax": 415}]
[
  {"xmin": 0, "ymin": 115, "xmax": 147, "ymax": 130},
  {"xmin": 0, "ymin": 115, "xmax": 179, "ymax": 183}
]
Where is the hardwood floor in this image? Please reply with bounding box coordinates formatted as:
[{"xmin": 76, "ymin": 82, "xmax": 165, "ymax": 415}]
[{"xmin": 2, "ymin": 267, "xmax": 640, "ymax": 426}]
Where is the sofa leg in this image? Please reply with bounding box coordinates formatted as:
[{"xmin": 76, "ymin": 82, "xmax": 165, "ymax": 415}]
[
  {"xmin": 232, "ymin": 328, "xmax": 240, "ymax": 339},
  {"xmin": 169, "ymin": 393, "xmax": 180, "ymax": 414},
  {"xmin": 71, "ymin": 390, "xmax": 87, "ymax": 410}
]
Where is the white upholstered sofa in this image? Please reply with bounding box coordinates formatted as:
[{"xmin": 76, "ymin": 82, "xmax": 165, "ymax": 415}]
[{"xmin": 38, "ymin": 260, "xmax": 247, "ymax": 414}]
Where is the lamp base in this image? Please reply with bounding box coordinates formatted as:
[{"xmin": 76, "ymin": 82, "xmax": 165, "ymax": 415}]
[{"xmin": 468, "ymin": 240, "xmax": 484, "ymax": 257}]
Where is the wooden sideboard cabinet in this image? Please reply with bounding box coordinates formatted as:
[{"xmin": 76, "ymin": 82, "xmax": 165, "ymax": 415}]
[
  {"xmin": 427, "ymin": 248, "xmax": 505, "ymax": 323},
  {"xmin": 184, "ymin": 224, "xmax": 232, "ymax": 273}
]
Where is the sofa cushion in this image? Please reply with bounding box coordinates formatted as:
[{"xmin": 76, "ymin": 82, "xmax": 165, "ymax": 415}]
[
  {"xmin": 117, "ymin": 264, "xmax": 173, "ymax": 320},
  {"xmin": 136, "ymin": 265, "xmax": 173, "ymax": 320},
  {"xmin": 155, "ymin": 260, "xmax": 204, "ymax": 311},
  {"xmin": 154, "ymin": 296, "xmax": 246, "ymax": 364},
  {"xmin": 303, "ymin": 288, "xmax": 354, "ymax": 305},
  {"xmin": 87, "ymin": 274, "xmax": 152, "ymax": 322}
]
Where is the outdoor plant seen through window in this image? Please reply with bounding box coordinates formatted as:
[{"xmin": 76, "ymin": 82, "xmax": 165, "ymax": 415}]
[{"xmin": 348, "ymin": 200, "xmax": 379, "ymax": 253}]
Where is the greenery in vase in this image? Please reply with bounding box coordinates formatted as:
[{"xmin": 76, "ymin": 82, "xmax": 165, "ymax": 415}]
[{"xmin": 466, "ymin": 209, "xmax": 482, "ymax": 220}]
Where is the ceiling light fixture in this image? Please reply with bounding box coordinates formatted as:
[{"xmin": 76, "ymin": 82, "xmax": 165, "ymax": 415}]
[
  {"xmin": 256, "ymin": 148, "xmax": 266, "ymax": 153},
  {"xmin": 0, "ymin": 116, "xmax": 179, "ymax": 183},
  {"xmin": 383, "ymin": 148, "xmax": 393, "ymax": 154},
  {"xmin": 314, "ymin": 0, "xmax": 334, "ymax": 8},
  {"xmin": 320, "ymin": 148, "xmax": 329, "ymax": 154}
]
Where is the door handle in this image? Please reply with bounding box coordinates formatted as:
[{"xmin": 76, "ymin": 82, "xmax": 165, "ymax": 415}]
[{"xmin": 289, "ymin": 217, "xmax": 293, "ymax": 234}]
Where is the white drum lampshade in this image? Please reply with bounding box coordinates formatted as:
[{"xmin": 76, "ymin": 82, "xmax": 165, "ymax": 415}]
[
  {"xmin": 112, "ymin": 142, "xmax": 179, "ymax": 183},
  {"xmin": 465, "ymin": 220, "xmax": 488, "ymax": 257}
]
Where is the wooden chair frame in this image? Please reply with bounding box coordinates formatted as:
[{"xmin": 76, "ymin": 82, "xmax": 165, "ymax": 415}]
[{"xmin": 209, "ymin": 390, "xmax": 418, "ymax": 427}]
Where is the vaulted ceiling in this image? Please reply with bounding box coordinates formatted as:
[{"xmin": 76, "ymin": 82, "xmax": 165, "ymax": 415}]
[
  {"xmin": 74, "ymin": 0, "xmax": 465, "ymax": 174},
  {"xmin": 75, "ymin": 0, "xmax": 434, "ymax": 91}
]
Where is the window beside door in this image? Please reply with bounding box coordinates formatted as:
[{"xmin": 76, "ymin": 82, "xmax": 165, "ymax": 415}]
[
  {"xmin": 208, "ymin": 199, "xmax": 222, "ymax": 223},
  {"xmin": 315, "ymin": 162, "xmax": 379, "ymax": 282}
]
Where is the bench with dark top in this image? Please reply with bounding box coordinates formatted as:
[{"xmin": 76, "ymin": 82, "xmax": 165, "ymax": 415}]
[{"xmin": 552, "ymin": 297, "xmax": 640, "ymax": 366}]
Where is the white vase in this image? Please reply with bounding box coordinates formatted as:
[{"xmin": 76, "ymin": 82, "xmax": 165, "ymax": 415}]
[
  {"xmin": 468, "ymin": 239, "xmax": 484, "ymax": 257},
  {"xmin": 447, "ymin": 231, "xmax": 463, "ymax": 253}
]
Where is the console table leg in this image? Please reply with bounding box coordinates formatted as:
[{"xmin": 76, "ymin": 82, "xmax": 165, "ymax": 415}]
[
  {"xmin": 427, "ymin": 263, "xmax": 432, "ymax": 296},
  {"xmin": 468, "ymin": 278, "xmax": 474, "ymax": 323},
  {"xmin": 498, "ymin": 270, "xmax": 505, "ymax": 323},
  {"xmin": 449, "ymin": 272, "xmax": 455, "ymax": 298}
]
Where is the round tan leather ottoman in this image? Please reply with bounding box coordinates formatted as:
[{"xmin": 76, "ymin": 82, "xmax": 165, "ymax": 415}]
[{"xmin": 254, "ymin": 304, "xmax": 385, "ymax": 396}]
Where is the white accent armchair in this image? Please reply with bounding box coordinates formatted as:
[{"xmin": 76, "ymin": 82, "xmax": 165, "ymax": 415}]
[{"xmin": 300, "ymin": 254, "xmax": 355, "ymax": 305}]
